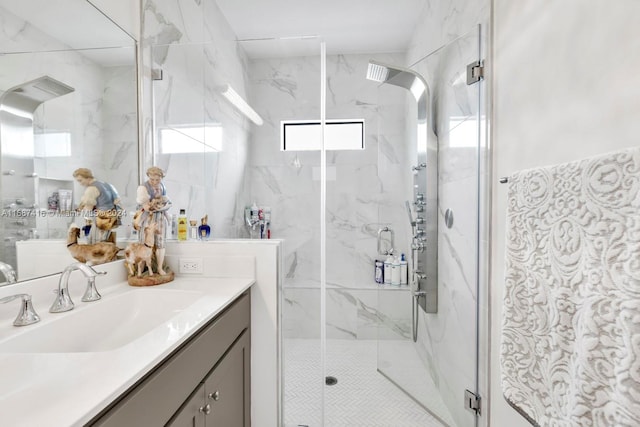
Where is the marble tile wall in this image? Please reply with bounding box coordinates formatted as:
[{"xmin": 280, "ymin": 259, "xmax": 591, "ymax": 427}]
[
  {"xmin": 248, "ymin": 52, "xmax": 416, "ymax": 340},
  {"xmin": 141, "ymin": 0, "xmax": 251, "ymax": 238}
]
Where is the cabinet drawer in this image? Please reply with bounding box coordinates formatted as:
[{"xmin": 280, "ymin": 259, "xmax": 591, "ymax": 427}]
[{"xmin": 90, "ymin": 291, "xmax": 250, "ymax": 427}]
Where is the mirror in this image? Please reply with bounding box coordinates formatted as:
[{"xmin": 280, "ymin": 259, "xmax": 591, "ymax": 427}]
[{"xmin": 0, "ymin": 0, "xmax": 138, "ymax": 283}]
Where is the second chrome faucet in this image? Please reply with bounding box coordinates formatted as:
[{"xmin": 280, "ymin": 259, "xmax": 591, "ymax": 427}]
[{"xmin": 50, "ymin": 262, "xmax": 107, "ymax": 313}]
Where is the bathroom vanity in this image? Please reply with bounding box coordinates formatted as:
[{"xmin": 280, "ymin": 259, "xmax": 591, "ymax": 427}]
[
  {"xmin": 0, "ymin": 271, "xmax": 253, "ymax": 427},
  {"xmin": 90, "ymin": 290, "xmax": 251, "ymax": 426}
]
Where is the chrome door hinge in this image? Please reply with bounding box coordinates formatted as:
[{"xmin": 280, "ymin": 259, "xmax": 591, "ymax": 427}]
[
  {"xmin": 466, "ymin": 61, "xmax": 484, "ymax": 85},
  {"xmin": 464, "ymin": 389, "xmax": 481, "ymax": 415}
]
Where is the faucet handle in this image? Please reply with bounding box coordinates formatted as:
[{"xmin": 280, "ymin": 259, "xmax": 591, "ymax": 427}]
[
  {"xmin": 0, "ymin": 293, "xmax": 41, "ymax": 326},
  {"xmin": 81, "ymin": 265, "xmax": 105, "ymax": 302},
  {"xmin": 50, "ymin": 287, "xmax": 74, "ymax": 313},
  {"xmin": 81, "ymin": 277, "xmax": 101, "ymax": 302}
]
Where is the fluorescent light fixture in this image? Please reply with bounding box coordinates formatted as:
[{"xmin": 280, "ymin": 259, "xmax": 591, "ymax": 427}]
[{"xmin": 220, "ymin": 84, "xmax": 263, "ymax": 126}]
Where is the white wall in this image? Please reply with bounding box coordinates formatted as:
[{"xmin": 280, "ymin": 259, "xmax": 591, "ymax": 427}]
[
  {"xmin": 490, "ymin": 1, "xmax": 640, "ymax": 425},
  {"xmin": 164, "ymin": 240, "xmax": 282, "ymax": 427}
]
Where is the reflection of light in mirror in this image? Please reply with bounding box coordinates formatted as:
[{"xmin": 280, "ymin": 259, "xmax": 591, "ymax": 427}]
[
  {"xmin": 449, "ymin": 117, "xmax": 477, "ymax": 148},
  {"xmin": 417, "ymin": 121, "xmax": 427, "ymax": 153},
  {"xmin": 410, "ymin": 79, "xmax": 425, "ymax": 102},
  {"xmin": 160, "ymin": 125, "xmax": 222, "ymax": 154},
  {"xmin": 0, "ymin": 105, "xmax": 32, "ymax": 119},
  {"xmin": 2, "ymin": 127, "xmax": 33, "ymax": 157},
  {"xmin": 34, "ymin": 132, "xmax": 71, "ymax": 157}
]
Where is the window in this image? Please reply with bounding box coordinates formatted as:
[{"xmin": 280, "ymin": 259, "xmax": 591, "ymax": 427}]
[
  {"xmin": 159, "ymin": 125, "xmax": 223, "ymax": 154},
  {"xmin": 448, "ymin": 117, "xmax": 478, "ymax": 148},
  {"xmin": 281, "ymin": 119, "xmax": 365, "ymax": 151},
  {"xmin": 31, "ymin": 131, "xmax": 71, "ymax": 158}
]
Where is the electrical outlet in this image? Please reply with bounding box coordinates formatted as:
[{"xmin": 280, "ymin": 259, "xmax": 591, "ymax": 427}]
[{"xmin": 179, "ymin": 257, "xmax": 203, "ymax": 274}]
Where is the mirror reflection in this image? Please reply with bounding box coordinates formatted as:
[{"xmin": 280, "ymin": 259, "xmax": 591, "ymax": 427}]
[{"xmin": 0, "ymin": 0, "xmax": 138, "ymax": 284}]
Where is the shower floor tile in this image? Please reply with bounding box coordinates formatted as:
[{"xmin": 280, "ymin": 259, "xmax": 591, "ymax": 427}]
[{"xmin": 284, "ymin": 339, "xmax": 445, "ymax": 427}]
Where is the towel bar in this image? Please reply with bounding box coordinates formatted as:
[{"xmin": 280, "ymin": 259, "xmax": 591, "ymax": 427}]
[{"xmin": 376, "ymin": 227, "xmax": 394, "ymax": 255}]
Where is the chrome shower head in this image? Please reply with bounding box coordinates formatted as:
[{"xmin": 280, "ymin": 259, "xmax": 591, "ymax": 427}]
[
  {"xmin": 1, "ymin": 76, "xmax": 74, "ymax": 115},
  {"xmin": 366, "ymin": 60, "xmax": 427, "ymax": 103},
  {"xmin": 366, "ymin": 61, "xmax": 390, "ymax": 83}
]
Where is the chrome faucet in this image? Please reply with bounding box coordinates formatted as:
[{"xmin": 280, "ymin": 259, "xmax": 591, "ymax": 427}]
[
  {"xmin": 50, "ymin": 262, "xmax": 106, "ymax": 313},
  {"xmin": 0, "ymin": 293, "xmax": 40, "ymax": 326},
  {"xmin": 0, "ymin": 261, "xmax": 17, "ymax": 285}
]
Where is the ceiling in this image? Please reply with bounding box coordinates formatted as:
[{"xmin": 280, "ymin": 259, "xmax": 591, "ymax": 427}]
[{"xmin": 215, "ymin": 0, "xmax": 427, "ymax": 58}]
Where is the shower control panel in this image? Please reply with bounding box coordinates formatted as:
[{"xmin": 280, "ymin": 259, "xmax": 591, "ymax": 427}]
[{"xmin": 411, "ymin": 155, "xmax": 437, "ymax": 314}]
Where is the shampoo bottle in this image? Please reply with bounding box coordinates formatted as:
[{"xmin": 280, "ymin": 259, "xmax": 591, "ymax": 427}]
[
  {"xmin": 383, "ymin": 253, "xmax": 394, "ymax": 285},
  {"xmin": 177, "ymin": 209, "xmax": 188, "ymax": 241},
  {"xmin": 391, "ymin": 255, "xmax": 401, "ymax": 286},
  {"xmin": 400, "ymin": 253, "xmax": 408, "ymax": 285}
]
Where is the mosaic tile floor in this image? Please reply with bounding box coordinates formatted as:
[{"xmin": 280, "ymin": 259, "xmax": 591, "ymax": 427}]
[{"xmin": 283, "ymin": 339, "xmax": 447, "ymax": 427}]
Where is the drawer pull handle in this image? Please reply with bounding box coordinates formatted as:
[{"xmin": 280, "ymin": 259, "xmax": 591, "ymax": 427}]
[
  {"xmin": 199, "ymin": 404, "xmax": 211, "ymax": 415},
  {"xmin": 208, "ymin": 391, "xmax": 220, "ymax": 401}
]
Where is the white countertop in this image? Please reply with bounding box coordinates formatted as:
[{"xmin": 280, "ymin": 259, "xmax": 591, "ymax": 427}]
[{"xmin": 0, "ymin": 276, "xmax": 254, "ymax": 427}]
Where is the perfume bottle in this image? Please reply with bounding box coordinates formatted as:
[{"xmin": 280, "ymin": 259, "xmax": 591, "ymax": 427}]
[
  {"xmin": 189, "ymin": 220, "xmax": 198, "ymax": 240},
  {"xmin": 199, "ymin": 215, "xmax": 211, "ymax": 240}
]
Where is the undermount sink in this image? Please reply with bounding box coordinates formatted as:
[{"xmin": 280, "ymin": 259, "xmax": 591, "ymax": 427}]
[{"xmin": 0, "ymin": 288, "xmax": 203, "ymax": 353}]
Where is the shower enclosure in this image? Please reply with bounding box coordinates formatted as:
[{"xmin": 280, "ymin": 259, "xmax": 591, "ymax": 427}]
[
  {"xmin": 275, "ymin": 25, "xmax": 483, "ymax": 427},
  {"xmin": 144, "ymin": 1, "xmax": 485, "ymax": 422},
  {"xmin": 0, "ymin": 76, "xmax": 74, "ymax": 268}
]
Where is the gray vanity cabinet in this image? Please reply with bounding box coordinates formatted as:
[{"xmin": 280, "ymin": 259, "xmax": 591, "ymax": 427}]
[
  {"xmin": 168, "ymin": 330, "xmax": 250, "ymax": 427},
  {"xmin": 89, "ymin": 291, "xmax": 251, "ymax": 427},
  {"xmin": 167, "ymin": 384, "xmax": 206, "ymax": 427}
]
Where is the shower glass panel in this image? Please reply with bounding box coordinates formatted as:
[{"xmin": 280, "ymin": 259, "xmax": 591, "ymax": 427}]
[
  {"xmin": 322, "ymin": 49, "xmax": 441, "ymax": 425},
  {"xmin": 236, "ymin": 37, "xmax": 325, "ymax": 427},
  {"xmin": 376, "ymin": 25, "xmax": 482, "ymax": 427},
  {"xmin": 150, "ymin": 42, "xmax": 210, "ymax": 221}
]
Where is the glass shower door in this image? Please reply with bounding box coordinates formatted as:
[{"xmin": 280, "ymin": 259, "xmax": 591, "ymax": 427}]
[
  {"xmin": 376, "ymin": 25, "xmax": 483, "ymax": 427},
  {"xmin": 231, "ymin": 37, "xmax": 325, "ymax": 427}
]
